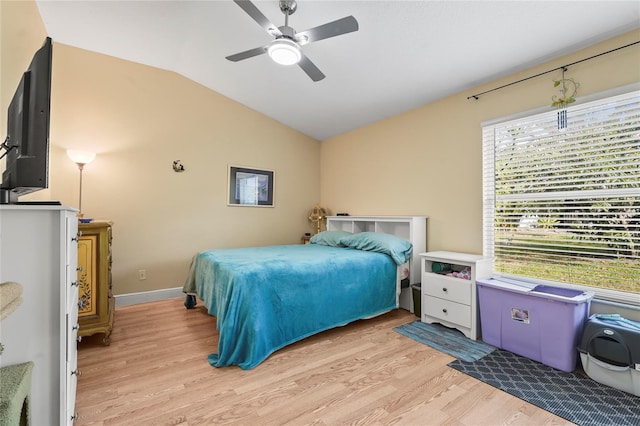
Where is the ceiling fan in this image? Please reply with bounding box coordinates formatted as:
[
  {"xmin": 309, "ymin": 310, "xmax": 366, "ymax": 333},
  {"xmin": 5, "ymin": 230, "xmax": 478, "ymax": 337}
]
[{"xmin": 226, "ymin": 0, "xmax": 359, "ymax": 82}]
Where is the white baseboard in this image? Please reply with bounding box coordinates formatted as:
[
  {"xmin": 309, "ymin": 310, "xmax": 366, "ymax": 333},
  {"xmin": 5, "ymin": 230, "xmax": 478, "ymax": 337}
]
[{"xmin": 115, "ymin": 287, "xmax": 184, "ymax": 307}]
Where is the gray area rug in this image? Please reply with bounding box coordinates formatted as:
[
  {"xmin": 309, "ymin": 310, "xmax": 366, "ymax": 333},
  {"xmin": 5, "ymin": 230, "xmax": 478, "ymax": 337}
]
[
  {"xmin": 448, "ymin": 348, "xmax": 640, "ymax": 426},
  {"xmin": 394, "ymin": 320, "xmax": 495, "ymax": 362}
]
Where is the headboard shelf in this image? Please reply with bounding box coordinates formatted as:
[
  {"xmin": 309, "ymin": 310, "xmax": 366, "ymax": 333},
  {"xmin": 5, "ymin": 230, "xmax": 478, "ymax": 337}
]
[{"xmin": 326, "ymin": 215, "xmax": 428, "ymax": 302}]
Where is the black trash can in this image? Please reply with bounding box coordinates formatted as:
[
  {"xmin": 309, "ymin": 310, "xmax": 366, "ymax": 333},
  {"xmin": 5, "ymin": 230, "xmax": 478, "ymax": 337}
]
[{"xmin": 411, "ymin": 284, "xmax": 421, "ymax": 317}]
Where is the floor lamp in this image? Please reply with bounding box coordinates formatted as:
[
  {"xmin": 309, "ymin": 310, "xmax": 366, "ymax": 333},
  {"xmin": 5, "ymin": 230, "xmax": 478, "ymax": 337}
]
[{"xmin": 67, "ymin": 149, "xmax": 96, "ymax": 218}]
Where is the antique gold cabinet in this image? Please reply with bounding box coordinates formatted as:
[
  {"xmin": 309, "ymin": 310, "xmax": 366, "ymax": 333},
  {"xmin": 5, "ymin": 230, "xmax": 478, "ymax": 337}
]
[{"xmin": 77, "ymin": 221, "xmax": 114, "ymax": 345}]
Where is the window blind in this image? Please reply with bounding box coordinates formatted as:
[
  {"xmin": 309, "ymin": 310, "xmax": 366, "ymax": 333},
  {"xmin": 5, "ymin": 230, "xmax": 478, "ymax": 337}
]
[{"xmin": 483, "ymin": 90, "xmax": 640, "ymax": 304}]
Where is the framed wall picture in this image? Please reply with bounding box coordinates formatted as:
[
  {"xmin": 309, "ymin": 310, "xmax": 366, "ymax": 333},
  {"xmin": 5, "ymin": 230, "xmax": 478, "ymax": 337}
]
[{"xmin": 227, "ymin": 165, "xmax": 275, "ymax": 207}]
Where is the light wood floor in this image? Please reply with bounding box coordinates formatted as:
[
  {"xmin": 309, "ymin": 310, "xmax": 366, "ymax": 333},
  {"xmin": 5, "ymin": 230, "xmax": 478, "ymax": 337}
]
[{"xmin": 75, "ymin": 299, "xmax": 573, "ymax": 426}]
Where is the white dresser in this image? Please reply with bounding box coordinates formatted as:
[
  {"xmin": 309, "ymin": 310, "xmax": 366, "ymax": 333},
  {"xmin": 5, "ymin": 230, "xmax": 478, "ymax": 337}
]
[
  {"xmin": 0, "ymin": 205, "xmax": 79, "ymax": 425},
  {"xmin": 420, "ymin": 251, "xmax": 492, "ymax": 340}
]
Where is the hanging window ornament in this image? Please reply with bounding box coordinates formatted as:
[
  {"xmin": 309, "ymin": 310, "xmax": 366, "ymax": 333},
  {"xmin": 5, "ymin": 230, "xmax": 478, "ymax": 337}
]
[{"xmin": 552, "ymin": 67, "xmax": 580, "ymax": 130}]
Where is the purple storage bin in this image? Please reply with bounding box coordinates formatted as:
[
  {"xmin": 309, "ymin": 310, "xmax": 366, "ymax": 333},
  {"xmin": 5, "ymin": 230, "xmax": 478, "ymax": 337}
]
[{"xmin": 477, "ymin": 277, "xmax": 594, "ymax": 372}]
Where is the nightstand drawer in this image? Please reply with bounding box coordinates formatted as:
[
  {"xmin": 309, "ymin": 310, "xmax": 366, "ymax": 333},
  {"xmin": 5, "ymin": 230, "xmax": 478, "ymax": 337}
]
[
  {"xmin": 424, "ymin": 297, "xmax": 472, "ymax": 328},
  {"xmin": 423, "ymin": 273, "xmax": 471, "ymax": 305}
]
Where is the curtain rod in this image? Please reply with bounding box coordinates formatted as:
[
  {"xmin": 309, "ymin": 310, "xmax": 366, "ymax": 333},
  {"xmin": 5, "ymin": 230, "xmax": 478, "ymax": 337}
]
[{"xmin": 467, "ymin": 40, "xmax": 640, "ymax": 100}]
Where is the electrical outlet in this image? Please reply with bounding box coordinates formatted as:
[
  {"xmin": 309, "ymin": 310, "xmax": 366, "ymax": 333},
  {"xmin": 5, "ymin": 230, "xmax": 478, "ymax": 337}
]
[{"xmin": 138, "ymin": 269, "xmax": 146, "ymax": 280}]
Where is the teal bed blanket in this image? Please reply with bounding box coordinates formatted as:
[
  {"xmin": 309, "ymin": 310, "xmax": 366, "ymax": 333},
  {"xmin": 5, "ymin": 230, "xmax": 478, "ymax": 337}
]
[{"xmin": 183, "ymin": 244, "xmax": 398, "ymax": 369}]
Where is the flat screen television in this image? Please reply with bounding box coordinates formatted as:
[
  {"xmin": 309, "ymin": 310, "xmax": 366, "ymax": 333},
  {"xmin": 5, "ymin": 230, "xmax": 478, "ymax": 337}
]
[{"xmin": 0, "ymin": 37, "xmax": 52, "ymax": 204}]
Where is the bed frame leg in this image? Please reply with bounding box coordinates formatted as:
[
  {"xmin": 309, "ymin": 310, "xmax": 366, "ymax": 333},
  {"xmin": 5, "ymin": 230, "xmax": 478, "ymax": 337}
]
[{"xmin": 184, "ymin": 294, "xmax": 197, "ymax": 309}]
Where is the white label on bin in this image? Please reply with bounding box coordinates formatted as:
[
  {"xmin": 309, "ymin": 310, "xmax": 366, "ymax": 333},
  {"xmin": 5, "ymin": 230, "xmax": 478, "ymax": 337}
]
[
  {"xmin": 635, "ymin": 363, "xmax": 640, "ymax": 371},
  {"xmin": 511, "ymin": 308, "xmax": 530, "ymax": 324}
]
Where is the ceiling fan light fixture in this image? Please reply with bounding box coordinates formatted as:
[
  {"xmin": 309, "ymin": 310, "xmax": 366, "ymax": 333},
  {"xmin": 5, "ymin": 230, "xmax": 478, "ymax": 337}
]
[{"xmin": 267, "ymin": 38, "xmax": 301, "ymax": 66}]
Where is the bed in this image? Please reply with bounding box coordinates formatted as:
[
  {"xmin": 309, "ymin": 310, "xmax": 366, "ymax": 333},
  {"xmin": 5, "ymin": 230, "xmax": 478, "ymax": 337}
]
[{"xmin": 183, "ymin": 215, "xmax": 427, "ymax": 369}]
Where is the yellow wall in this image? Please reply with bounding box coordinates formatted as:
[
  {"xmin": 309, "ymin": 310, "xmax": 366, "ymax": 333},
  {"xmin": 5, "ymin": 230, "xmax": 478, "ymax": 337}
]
[
  {"xmin": 321, "ymin": 30, "xmax": 640, "ymax": 255},
  {"xmin": 2, "ymin": 1, "xmax": 321, "ymax": 295},
  {"xmin": 3, "ymin": 1, "xmax": 639, "ymax": 295},
  {"xmin": 0, "ymin": 0, "xmax": 48, "ymax": 155}
]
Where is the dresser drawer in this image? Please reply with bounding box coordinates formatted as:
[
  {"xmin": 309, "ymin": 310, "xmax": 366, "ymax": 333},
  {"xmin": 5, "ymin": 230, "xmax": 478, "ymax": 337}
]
[
  {"xmin": 423, "ymin": 273, "xmax": 471, "ymax": 305},
  {"xmin": 424, "ymin": 297, "xmax": 472, "ymax": 328}
]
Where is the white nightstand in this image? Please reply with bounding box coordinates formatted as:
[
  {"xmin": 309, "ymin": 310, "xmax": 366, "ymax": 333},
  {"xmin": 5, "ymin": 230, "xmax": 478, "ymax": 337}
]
[{"xmin": 420, "ymin": 251, "xmax": 492, "ymax": 340}]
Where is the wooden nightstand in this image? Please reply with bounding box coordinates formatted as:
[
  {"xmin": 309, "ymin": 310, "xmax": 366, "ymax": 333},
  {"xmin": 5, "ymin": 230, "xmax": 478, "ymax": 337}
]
[
  {"xmin": 78, "ymin": 221, "xmax": 114, "ymax": 345},
  {"xmin": 301, "ymin": 235, "xmax": 311, "ymax": 244}
]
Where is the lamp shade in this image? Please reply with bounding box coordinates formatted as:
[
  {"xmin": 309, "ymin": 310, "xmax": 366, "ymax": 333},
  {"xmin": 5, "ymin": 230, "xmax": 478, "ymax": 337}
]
[
  {"xmin": 267, "ymin": 38, "xmax": 301, "ymax": 66},
  {"xmin": 67, "ymin": 149, "xmax": 96, "ymax": 165}
]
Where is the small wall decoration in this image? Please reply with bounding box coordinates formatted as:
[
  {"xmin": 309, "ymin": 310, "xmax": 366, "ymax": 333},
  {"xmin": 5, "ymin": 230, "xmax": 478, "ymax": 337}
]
[
  {"xmin": 172, "ymin": 160, "xmax": 185, "ymax": 172},
  {"xmin": 227, "ymin": 165, "xmax": 275, "ymax": 207}
]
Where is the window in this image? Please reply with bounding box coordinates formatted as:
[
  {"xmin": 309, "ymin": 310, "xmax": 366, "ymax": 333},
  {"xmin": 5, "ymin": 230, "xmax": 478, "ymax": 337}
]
[{"xmin": 482, "ymin": 90, "xmax": 640, "ymax": 304}]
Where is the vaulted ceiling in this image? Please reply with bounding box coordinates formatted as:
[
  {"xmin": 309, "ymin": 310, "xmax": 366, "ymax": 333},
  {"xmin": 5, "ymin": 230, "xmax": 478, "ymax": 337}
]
[{"xmin": 36, "ymin": 1, "xmax": 640, "ymax": 140}]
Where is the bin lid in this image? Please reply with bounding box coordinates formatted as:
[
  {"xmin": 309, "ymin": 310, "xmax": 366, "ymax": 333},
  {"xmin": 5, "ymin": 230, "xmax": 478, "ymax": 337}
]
[
  {"xmin": 477, "ymin": 277, "xmax": 594, "ymax": 304},
  {"xmin": 578, "ymin": 314, "xmax": 640, "ymax": 366}
]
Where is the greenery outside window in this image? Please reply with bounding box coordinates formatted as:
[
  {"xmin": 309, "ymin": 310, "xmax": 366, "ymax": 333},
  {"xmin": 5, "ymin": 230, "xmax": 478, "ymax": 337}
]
[{"xmin": 482, "ymin": 90, "xmax": 640, "ymax": 305}]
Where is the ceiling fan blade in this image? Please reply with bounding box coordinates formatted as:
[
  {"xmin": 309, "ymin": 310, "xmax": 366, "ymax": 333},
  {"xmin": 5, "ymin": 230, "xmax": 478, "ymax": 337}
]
[
  {"xmin": 298, "ymin": 54, "xmax": 325, "ymax": 82},
  {"xmin": 296, "ymin": 16, "xmax": 358, "ymax": 44},
  {"xmin": 232, "ymin": 0, "xmax": 282, "ymax": 37},
  {"xmin": 226, "ymin": 45, "xmax": 267, "ymax": 62}
]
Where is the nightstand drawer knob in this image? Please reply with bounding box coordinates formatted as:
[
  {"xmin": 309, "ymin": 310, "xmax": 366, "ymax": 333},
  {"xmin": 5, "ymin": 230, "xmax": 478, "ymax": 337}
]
[
  {"xmin": 442, "ymin": 308, "xmax": 448, "ymax": 314},
  {"xmin": 442, "ymin": 287, "xmax": 448, "ymax": 292}
]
